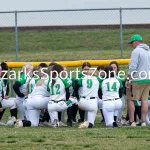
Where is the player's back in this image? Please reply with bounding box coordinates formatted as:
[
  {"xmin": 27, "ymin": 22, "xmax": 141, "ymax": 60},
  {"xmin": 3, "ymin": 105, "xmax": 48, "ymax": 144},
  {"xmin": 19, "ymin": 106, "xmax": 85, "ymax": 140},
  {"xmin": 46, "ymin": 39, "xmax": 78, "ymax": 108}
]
[
  {"xmin": 79, "ymin": 75, "xmax": 99, "ymax": 98},
  {"xmin": 49, "ymin": 77, "xmax": 71, "ymax": 101},
  {"xmin": 30, "ymin": 79, "xmax": 50, "ymax": 97},
  {"xmin": 101, "ymin": 77, "xmax": 120, "ymax": 100}
]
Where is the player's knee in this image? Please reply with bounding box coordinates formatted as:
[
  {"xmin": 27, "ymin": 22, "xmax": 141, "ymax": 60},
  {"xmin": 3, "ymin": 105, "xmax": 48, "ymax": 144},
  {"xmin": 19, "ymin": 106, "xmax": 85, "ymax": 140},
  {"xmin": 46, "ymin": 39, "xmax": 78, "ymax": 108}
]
[{"xmin": 10, "ymin": 100, "xmax": 17, "ymax": 109}]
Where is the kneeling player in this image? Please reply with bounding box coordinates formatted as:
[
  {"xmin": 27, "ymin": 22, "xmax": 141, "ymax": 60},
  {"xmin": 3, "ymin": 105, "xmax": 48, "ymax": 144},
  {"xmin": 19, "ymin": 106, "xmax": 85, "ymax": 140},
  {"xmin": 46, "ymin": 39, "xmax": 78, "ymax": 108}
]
[
  {"xmin": 47, "ymin": 64, "xmax": 77, "ymax": 128},
  {"xmin": 0, "ymin": 62, "xmax": 17, "ymax": 125},
  {"xmin": 14, "ymin": 67, "xmax": 50, "ymax": 128},
  {"xmin": 99, "ymin": 66, "xmax": 123, "ymax": 127},
  {"xmin": 75, "ymin": 69, "xmax": 101, "ymax": 128}
]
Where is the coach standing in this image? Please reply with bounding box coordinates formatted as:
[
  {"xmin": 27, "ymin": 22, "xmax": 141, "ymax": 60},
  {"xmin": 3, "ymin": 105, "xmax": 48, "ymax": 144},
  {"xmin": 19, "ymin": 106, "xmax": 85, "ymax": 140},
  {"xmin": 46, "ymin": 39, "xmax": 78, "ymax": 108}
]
[{"xmin": 126, "ymin": 34, "xmax": 150, "ymax": 126}]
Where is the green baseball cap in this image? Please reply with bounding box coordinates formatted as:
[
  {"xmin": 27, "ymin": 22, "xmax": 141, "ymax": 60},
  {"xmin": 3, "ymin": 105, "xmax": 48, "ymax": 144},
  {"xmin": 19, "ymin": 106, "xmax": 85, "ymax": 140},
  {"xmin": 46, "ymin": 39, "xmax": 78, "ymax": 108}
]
[{"xmin": 129, "ymin": 34, "xmax": 142, "ymax": 44}]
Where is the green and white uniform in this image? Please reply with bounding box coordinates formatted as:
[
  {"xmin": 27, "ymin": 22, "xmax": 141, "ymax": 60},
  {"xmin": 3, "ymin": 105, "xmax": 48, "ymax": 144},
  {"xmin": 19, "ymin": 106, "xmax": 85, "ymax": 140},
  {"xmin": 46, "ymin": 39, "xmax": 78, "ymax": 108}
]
[
  {"xmin": 0, "ymin": 78, "xmax": 16, "ymax": 110},
  {"xmin": 77, "ymin": 75, "xmax": 100, "ymax": 125},
  {"xmin": 101, "ymin": 77, "xmax": 123, "ymax": 127},
  {"xmin": 24, "ymin": 78, "xmax": 50, "ymax": 126},
  {"xmin": 47, "ymin": 76, "xmax": 76, "ymax": 124}
]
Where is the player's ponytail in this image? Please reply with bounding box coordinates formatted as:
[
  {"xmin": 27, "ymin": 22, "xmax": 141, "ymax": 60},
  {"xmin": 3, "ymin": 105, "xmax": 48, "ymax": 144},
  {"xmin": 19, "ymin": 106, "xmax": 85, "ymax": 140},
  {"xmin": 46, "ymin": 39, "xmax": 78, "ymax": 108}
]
[
  {"xmin": 51, "ymin": 64, "xmax": 64, "ymax": 86},
  {"xmin": 104, "ymin": 66, "xmax": 115, "ymax": 78}
]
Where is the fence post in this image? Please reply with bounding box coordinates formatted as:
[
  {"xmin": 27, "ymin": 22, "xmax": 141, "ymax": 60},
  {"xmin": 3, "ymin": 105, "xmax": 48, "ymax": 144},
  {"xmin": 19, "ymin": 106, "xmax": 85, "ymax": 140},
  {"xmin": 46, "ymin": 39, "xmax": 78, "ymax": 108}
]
[
  {"xmin": 15, "ymin": 10, "xmax": 18, "ymax": 61},
  {"xmin": 10, "ymin": 68, "xmax": 14, "ymax": 97},
  {"xmin": 119, "ymin": 7, "xmax": 123, "ymax": 58}
]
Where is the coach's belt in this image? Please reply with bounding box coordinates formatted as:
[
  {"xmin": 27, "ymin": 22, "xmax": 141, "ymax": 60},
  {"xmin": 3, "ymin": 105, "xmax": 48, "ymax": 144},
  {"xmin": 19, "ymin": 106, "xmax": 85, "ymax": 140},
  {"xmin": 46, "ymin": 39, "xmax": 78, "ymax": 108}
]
[
  {"xmin": 50, "ymin": 100, "xmax": 65, "ymax": 103},
  {"xmin": 81, "ymin": 96, "xmax": 96, "ymax": 99},
  {"xmin": 104, "ymin": 98, "xmax": 120, "ymax": 101}
]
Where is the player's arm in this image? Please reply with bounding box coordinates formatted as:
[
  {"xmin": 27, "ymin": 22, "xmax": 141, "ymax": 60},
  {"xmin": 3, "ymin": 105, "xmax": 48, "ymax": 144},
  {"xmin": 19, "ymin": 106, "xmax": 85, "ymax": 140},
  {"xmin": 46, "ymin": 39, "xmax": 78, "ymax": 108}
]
[
  {"xmin": 118, "ymin": 79, "xmax": 123, "ymax": 98},
  {"xmin": 60, "ymin": 77, "xmax": 72, "ymax": 101},
  {"xmin": 26, "ymin": 78, "xmax": 32, "ymax": 95},
  {"xmin": 74, "ymin": 78, "xmax": 82, "ymax": 100},
  {"xmin": 13, "ymin": 81, "xmax": 25, "ymax": 97},
  {"xmin": 98, "ymin": 88, "xmax": 102, "ymax": 99},
  {"xmin": 98, "ymin": 79, "xmax": 103, "ymax": 99},
  {"xmin": 4, "ymin": 79, "xmax": 9, "ymax": 96},
  {"xmin": 13, "ymin": 74, "xmax": 26, "ymax": 97},
  {"xmin": 65, "ymin": 87, "xmax": 70, "ymax": 101}
]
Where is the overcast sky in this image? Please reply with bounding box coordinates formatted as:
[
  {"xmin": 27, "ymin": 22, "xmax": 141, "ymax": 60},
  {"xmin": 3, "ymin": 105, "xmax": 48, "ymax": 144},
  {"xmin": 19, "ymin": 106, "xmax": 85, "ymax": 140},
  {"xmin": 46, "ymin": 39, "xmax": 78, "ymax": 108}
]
[{"xmin": 1, "ymin": 0, "xmax": 150, "ymax": 11}]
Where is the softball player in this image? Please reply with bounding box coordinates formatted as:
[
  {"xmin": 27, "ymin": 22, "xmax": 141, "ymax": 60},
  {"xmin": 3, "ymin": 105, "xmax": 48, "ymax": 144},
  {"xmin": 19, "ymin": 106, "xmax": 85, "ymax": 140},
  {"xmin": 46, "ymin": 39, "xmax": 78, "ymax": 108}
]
[
  {"xmin": 100, "ymin": 66, "xmax": 123, "ymax": 127},
  {"xmin": 23, "ymin": 66, "xmax": 41, "ymax": 120},
  {"xmin": 0, "ymin": 62, "xmax": 17, "ymax": 125},
  {"xmin": 110, "ymin": 61, "xmax": 125, "ymax": 122},
  {"xmin": 72, "ymin": 62, "xmax": 91, "ymax": 123},
  {"xmin": 75, "ymin": 69, "xmax": 100, "ymax": 128},
  {"xmin": 47, "ymin": 64, "xmax": 77, "ymax": 128},
  {"xmin": 14, "ymin": 67, "xmax": 51, "ymax": 128},
  {"xmin": 13, "ymin": 63, "xmax": 33, "ymax": 120}
]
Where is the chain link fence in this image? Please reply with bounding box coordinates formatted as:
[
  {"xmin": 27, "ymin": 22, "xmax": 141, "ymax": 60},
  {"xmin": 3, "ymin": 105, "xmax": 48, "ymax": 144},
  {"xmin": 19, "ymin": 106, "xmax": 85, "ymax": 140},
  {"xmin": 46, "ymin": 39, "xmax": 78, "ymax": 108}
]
[{"xmin": 0, "ymin": 8, "xmax": 150, "ymax": 62}]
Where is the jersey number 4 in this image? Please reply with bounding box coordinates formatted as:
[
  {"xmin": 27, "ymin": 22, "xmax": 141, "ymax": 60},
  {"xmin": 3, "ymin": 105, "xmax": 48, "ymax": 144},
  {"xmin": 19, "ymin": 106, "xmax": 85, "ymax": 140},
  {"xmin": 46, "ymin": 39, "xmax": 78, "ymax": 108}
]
[{"xmin": 106, "ymin": 82, "xmax": 117, "ymax": 92}]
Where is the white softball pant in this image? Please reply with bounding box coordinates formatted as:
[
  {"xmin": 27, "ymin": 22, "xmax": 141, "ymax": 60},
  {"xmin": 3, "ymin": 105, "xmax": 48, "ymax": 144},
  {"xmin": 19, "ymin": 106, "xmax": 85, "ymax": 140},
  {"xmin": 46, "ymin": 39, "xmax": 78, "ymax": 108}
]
[
  {"xmin": 47, "ymin": 100, "xmax": 68, "ymax": 123},
  {"xmin": 15, "ymin": 97, "xmax": 25, "ymax": 120},
  {"xmin": 78, "ymin": 97, "xmax": 98, "ymax": 125},
  {"xmin": 102, "ymin": 98, "xmax": 122, "ymax": 127},
  {"xmin": 1, "ymin": 97, "xmax": 16, "ymax": 110},
  {"xmin": 25, "ymin": 96, "xmax": 50, "ymax": 127}
]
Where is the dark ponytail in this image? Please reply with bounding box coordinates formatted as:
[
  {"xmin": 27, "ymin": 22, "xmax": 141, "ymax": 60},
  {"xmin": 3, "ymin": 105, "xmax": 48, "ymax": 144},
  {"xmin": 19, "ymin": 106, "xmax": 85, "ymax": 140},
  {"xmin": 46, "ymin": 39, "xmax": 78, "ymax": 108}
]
[
  {"xmin": 51, "ymin": 64, "xmax": 64, "ymax": 86},
  {"xmin": 104, "ymin": 66, "xmax": 115, "ymax": 78}
]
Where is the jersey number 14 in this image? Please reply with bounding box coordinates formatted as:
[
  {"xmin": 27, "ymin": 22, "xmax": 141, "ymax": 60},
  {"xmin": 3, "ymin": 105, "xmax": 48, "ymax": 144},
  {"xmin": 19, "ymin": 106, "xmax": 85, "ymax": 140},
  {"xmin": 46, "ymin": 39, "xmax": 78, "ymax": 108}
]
[{"xmin": 106, "ymin": 82, "xmax": 117, "ymax": 92}]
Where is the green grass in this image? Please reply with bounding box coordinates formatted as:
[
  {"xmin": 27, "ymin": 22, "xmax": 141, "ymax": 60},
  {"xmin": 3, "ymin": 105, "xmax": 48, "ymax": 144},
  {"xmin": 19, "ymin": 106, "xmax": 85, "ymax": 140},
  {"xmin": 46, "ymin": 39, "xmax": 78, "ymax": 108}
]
[
  {"xmin": 0, "ymin": 105, "xmax": 148, "ymax": 150},
  {"xmin": 0, "ymin": 28, "xmax": 150, "ymax": 149},
  {"xmin": 1, "ymin": 121, "xmax": 150, "ymax": 150},
  {"xmin": 0, "ymin": 28, "xmax": 150, "ymax": 62}
]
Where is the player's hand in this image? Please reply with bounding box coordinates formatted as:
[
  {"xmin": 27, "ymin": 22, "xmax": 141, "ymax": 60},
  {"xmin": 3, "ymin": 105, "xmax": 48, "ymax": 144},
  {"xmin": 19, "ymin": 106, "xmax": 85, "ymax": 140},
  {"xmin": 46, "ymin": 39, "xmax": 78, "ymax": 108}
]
[
  {"xmin": 125, "ymin": 80, "xmax": 130, "ymax": 89},
  {"xmin": 0, "ymin": 108, "xmax": 3, "ymax": 112},
  {"xmin": 4, "ymin": 96, "xmax": 9, "ymax": 99}
]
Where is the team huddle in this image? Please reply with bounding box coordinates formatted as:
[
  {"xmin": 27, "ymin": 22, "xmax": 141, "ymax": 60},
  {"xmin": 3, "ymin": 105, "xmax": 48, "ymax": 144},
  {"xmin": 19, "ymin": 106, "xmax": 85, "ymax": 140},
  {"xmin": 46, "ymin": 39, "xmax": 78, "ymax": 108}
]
[{"xmin": 0, "ymin": 59, "xmax": 150, "ymax": 128}]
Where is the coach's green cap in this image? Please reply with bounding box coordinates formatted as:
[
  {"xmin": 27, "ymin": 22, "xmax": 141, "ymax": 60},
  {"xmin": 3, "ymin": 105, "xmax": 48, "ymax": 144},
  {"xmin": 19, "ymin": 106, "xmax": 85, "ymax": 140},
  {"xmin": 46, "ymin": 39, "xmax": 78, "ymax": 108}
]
[{"xmin": 129, "ymin": 34, "xmax": 142, "ymax": 44}]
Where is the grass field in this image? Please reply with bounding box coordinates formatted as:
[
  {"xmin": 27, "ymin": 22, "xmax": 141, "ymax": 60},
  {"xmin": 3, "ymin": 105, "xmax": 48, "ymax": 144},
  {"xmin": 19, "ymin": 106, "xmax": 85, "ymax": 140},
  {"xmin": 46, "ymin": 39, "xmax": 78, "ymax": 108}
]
[
  {"xmin": 0, "ymin": 28, "xmax": 150, "ymax": 150},
  {"xmin": 0, "ymin": 28, "xmax": 150, "ymax": 61},
  {"xmin": 1, "ymin": 118, "xmax": 150, "ymax": 150}
]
